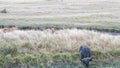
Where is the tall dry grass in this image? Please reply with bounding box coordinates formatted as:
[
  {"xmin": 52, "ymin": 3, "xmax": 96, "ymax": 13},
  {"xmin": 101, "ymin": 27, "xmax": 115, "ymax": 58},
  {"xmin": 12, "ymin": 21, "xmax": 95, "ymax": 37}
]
[{"xmin": 0, "ymin": 29, "xmax": 120, "ymax": 54}]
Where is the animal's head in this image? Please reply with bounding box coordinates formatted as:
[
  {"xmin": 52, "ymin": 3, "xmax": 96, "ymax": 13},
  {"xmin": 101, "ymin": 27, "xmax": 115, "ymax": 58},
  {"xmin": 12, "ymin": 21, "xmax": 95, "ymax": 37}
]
[
  {"xmin": 82, "ymin": 58, "xmax": 89, "ymax": 64},
  {"xmin": 81, "ymin": 57, "xmax": 92, "ymax": 65}
]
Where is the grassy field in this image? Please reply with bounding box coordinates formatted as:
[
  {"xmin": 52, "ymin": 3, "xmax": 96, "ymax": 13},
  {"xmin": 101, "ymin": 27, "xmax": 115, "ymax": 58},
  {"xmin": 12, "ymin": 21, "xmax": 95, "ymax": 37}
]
[
  {"xmin": 0, "ymin": 29, "xmax": 120, "ymax": 67},
  {"xmin": 0, "ymin": 14, "xmax": 120, "ymax": 32},
  {"xmin": 0, "ymin": 0, "xmax": 120, "ymax": 32},
  {"xmin": 0, "ymin": 0, "xmax": 120, "ymax": 68}
]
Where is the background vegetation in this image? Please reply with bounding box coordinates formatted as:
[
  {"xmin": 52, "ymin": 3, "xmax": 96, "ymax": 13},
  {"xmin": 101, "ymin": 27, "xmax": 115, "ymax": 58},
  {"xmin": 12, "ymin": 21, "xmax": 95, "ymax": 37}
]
[{"xmin": 0, "ymin": 14, "xmax": 120, "ymax": 32}]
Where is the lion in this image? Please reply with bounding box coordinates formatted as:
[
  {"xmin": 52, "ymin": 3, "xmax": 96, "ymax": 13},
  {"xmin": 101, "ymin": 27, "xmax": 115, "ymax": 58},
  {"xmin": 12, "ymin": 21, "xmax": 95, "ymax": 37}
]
[{"xmin": 3, "ymin": 26, "xmax": 17, "ymax": 33}]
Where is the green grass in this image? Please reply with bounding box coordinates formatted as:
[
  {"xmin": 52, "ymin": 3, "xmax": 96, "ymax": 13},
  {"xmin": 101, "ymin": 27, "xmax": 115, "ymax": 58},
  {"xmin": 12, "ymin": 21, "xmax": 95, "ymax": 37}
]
[
  {"xmin": 0, "ymin": 14, "xmax": 120, "ymax": 32},
  {"xmin": 0, "ymin": 41, "xmax": 119, "ymax": 68},
  {"xmin": 0, "ymin": 52, "xmax": 119, "ymax": 68}
]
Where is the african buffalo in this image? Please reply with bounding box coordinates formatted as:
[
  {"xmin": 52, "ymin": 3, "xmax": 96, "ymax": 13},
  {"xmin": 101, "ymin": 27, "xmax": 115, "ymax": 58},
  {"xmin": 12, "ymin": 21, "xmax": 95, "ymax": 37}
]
[{"xmin": 79, "ymin": 45, "xmax": 92, "ymax": 68}]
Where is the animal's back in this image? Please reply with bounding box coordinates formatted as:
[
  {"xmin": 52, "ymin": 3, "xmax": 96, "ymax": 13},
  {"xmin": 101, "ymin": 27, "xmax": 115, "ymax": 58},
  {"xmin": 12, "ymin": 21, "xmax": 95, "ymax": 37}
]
[{"xmin": 80, "ymin": 46, "xmax": 91, "ymax": 59}]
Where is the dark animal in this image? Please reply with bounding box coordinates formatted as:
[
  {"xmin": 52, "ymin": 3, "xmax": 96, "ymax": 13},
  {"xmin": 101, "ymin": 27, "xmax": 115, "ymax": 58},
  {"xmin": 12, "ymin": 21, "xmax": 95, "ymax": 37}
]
[
  {"xmin": 79, "ymin": 45, "xmax": 92, "ymax": 68},
  {"xmin": 1, "ymin": 9, "xmax": 7, "ymax": 13}
]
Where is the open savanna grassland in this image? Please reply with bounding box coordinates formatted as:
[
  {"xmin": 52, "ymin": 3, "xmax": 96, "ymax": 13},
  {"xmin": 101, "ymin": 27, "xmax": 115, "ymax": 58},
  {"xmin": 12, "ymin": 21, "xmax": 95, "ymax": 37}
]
[
  {"xmin": 0, "ymin": 0, "xmax": 120, "ymax": 32},
  {"xmin": 0, "ymin": 0, "xmax": 120, "ymax": 67},
  {"xmin": 0, "ymin": 29, "xmax": 119, "ymax": 68}
]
